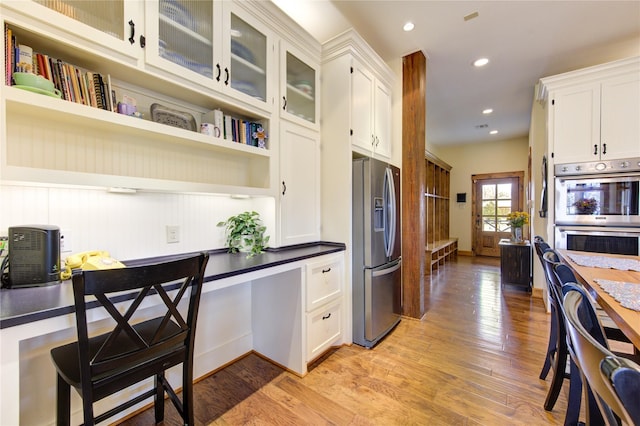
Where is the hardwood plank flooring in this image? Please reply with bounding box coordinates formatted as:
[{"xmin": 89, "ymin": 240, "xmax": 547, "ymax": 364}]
[{"xmin": 118, "ymin": 256, "xmax": 571, "ymax": 425}]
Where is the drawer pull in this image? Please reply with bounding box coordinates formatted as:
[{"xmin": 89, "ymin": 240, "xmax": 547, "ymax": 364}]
[
  {"xmin": 322, "ymin": 313, "xmax": 331, "ymax": 320},
  {"xmin": 322, "ymin": 268, "xmax": 331, "ymax": 273}
]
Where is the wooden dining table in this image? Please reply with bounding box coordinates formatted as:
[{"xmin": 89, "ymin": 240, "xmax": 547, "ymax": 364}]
[{"xmin": 557, "ymin": 249, "xmax": 640, "ymax": 349}]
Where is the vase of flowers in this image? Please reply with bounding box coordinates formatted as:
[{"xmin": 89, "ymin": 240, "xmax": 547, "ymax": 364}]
[
  {"xmin": 507, "ymin": 211, "xmax": 529, "ymax": 243},
  {"xmin": 573, "ymin": 197, "xmax": 598, "ymax": 215}
]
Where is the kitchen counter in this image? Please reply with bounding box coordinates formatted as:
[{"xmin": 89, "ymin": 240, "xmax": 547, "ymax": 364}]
[{"xmin": 0, "ymin": 242, "xmax": 345, "ymax": 329}]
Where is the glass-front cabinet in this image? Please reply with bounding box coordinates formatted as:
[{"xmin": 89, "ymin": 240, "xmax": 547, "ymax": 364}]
[
  {"xmin": 4, "ymin": 0, "xmax": 142, "ymax": 61},
  {"xmin": 280, "ymin": 42, "xmax": 319, "ymax": 129},
  {"xmin": 144, "ymin": 0, "xmax": 273, "ymax": 111}
]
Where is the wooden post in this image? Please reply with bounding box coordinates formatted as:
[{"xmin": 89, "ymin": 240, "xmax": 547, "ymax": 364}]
[{"xmin": 402, "ymin": 51, "xmax": 427, "ymax": 318}]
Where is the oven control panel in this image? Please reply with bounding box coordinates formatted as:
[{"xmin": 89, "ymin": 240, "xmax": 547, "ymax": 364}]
[{"xmin": 555, "ymin": 157, "xmax": 640, "ymax": 176}]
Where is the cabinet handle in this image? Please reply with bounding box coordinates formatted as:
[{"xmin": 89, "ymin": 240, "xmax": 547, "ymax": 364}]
[
  {"xmin": 224, "ymin": 68, "xmax": 230, "ymax": 85},
  {"xmin": 282, "ymin": 181, "xmax": 287, "ymax": 196},
  {"xmin": 216, "ymin": 64, "xmax": 221, "ymax": 82},
  {"xmin": 375, "ymin": 136, "xmax": 380, "ymax": 147},
  {"xmin": 602, "ymin": 143, "xmax": 607, "ymax": 155},
  {"xmin": 322, "ymin": 268, "xmax": 331, "ymax": 273},
  {"xmin": 322, "ymin": 313, "xmax": 331, "ymax": 320},
  {"xmin": 139, "ymin": 34, "xmax": 146, "ymax": 48},
  {"xmin": 371, "ymin": 134, "xmax": 375, "ymax": 146},
  {"xmin": 594, "ymin": 144, "xmax": 598, "ymax": 155},
  {"xmin": 128, "ymin": 20, "xmax": 135, "ymax": 45},
  {"xmin": 282, "ymin": 96, "xmax": 287, "ymax": 110}
]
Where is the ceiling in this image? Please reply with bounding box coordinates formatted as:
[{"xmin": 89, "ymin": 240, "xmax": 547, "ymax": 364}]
[{"xmin": 272, "ymin": 0, "xmax": 640, "ymax": 146}]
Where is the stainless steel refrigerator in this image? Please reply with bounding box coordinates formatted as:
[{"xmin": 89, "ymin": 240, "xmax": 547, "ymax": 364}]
[{"xmin": 352, "ymin": 157, "xmax": 402, "ymax": 348}]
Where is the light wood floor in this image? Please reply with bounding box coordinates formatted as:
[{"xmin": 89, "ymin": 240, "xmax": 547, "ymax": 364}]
[{"xmin": 119, "ymin": 256, "xmax": 571, "ymax": 425}]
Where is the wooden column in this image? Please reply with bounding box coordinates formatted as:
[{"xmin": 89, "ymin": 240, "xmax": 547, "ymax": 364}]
[{"xmin": 401, "ymin": 51, "xmax": 427, "ymax": 319}]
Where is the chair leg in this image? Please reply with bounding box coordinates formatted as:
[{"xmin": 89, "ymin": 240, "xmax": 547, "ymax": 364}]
[
  {"xmin": 182, "ymin": 359, "xmax": 195, "ymax": 426},
  {"xmin": 564, "ymin": 358, "xmax": 582, "ymax": 426},
  {"xmin": 56, "ymin": 374, "xmax": 71, "ymax": 426},
  {"xmin": 154, "ymin": 373, "xmax": 165, "ymax": 423},
  {"xmin": 544, "ymin": 337, "xmax": 568, "ymax": 411},
  {"xmin": 540, "ymin": 307, "xmax": 558, "ymax": 380}
]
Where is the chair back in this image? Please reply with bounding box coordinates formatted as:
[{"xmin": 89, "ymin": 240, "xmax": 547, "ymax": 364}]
[
  {"xmin": 563, "ymin": 285, "xmax": 628, "ymax": 425},
  {"xmin": 600, "ymin": 355, "xmax": 640, "ymax": 425},
  {"xmin": 541, "ymin": 250, "xmax": 562, "ymax": 302},
  {"xmin": 72, "ymin": 253, "xmax": 209, "ymax": 399}
]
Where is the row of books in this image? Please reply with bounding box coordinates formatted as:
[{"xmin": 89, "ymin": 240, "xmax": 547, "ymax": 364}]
[
  {"xmin": 5, "ymin": 24, "xmax": 116, "ymax": 111},
  {"xmin": 204, "ymin": 109, "xmax": 268, "ymax": 149}
]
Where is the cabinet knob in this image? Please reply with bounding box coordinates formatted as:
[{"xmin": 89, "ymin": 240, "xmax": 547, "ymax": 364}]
[
  {"xmin": 128, "ymin": 20, "xmax": 135, "ymax": 45},
  {"xmin": 139, "ymin": 34, "xmax": 146, "ymax": 48}
]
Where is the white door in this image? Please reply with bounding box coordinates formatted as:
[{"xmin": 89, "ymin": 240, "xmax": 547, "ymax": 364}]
[
  {"xmin": 279, "ymin": 121, "xmax": 320, "ymax": 245},
  {"xmin": 373, "ymin": 79, "xmax": 392, "ymax": 159},
  {"xmin": 551, "ymin": 83, "xmax": 600, "ymax": 163},
  {"xmin": 351, "ymin": 59, "xmax": 374, "ymax": 154},
  {"xmin": 600, "ymin": 73, "xmax": 640, "ymax": 160}
]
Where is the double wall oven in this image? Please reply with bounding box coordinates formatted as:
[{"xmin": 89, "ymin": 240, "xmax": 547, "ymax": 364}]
[{"xmin": 554, "ymin": 157, "xmax": 640, "ymax": 255}]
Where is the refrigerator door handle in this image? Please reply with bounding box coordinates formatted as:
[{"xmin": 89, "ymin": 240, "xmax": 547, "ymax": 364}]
[
  {"xmin": 383, "ymin": 167, "xmax": 397, "ymax": 258},
  {"xmin": 371, "ymin": 259, "xmax": 401, "ymax": 277}
]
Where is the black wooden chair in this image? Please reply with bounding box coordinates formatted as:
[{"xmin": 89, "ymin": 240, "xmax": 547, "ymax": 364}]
[
  {"xmin": 50, "ymin": 252, "xmax": 209, "ymax": 426},
  {"xmin": 600, "ymin": 355, "xmax": 640, "ymax": 425},
  {"xmin": 539, "ymin": 250, "xmax": 580, "ymax": 422},
  {"xmin": 563, "ymin": 284, "xmax": 632, "ymax": 425},
  {"xmin": 533, "ymin": 237, "xmax": 554, "ymax": 380}
]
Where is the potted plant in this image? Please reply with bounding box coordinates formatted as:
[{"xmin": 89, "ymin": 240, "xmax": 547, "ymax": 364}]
[{"xmin": 217, "ymin": 211, "xmax": 269, "ymax": 258}]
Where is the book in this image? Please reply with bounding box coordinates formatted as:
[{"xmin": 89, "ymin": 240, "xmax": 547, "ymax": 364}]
[
  {"xmin": 224, "ymin": 115, "xmax": 233, "ymax": 141},
  {"xmin": 84, "ymin": 72, "xmax": 97, "ymax": 108},
  {"xmin": 4, "ymin": 24, "xmax": 11, "ymax": 85},
  {"xmin": 17, "ymin": 43, "xmax": 33, "ymax": 72},
  {"xmin": 92, "ymin": 72, "xmax": 104, "ymax": 109}
]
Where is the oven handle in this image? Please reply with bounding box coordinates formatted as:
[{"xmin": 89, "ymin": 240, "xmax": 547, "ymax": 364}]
[{"xmin": 556, "ymin": 228, "xmax": 640, "ymax": 238}]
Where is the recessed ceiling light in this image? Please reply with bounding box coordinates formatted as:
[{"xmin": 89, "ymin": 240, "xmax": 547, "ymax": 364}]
[
  {"xmin": 473, "ymin": 58, "xmax": 489, "ymax": 67},
  {"xmin": 482, "ymin": 108, "xmax": 493, "ymax": 115},
  {"xmin": 489, "ymin": 130, "xmax": 499, "ymax": 135},
  {"xmin": 403, "ymin": 22, "xmax": 414, "ymax": 32}
]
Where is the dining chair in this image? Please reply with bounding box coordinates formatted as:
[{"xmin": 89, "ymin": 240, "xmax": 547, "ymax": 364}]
[
  {"xmin": 532, "ymin": 239, "xmax": 556, "ymax": 381},
  {"xmin": 563, "ymin": 284, "xmax": 631, "ymax": 426},
  {"xmin": 600, "ymin": 355, "xmax": 640, "ymax": 425},
  {"xmin": 50, "ymin": 252, "xmax": 209, "ymax": 426}
]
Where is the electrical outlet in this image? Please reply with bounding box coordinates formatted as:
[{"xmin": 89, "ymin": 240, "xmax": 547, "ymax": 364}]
[
  {"xmin": 166, "ymin": 225, "xmax": 180, "ymax": 243},
  {"xmin": 60, "ymin": 230, "xmax": 72, "ymax": 252}
]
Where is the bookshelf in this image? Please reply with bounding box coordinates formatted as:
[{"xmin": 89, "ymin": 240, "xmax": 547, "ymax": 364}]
[{"xmin": 425, "ymin": 151, "xmax": 457, "ymax": 274}]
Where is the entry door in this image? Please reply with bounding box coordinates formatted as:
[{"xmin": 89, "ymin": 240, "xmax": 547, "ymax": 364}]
[{"xmin": 473, "ymin": 174, "xmax": 522, "ymax": 257}]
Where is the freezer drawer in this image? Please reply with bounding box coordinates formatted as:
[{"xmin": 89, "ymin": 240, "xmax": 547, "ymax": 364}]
[{"xmin": 364, "ymin": 259, "xmax": 402, "ymax": 342}]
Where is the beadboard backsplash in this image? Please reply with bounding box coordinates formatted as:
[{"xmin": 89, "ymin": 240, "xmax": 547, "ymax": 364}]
[{"xmin": 0, "ymin": 184, "xmax": 276, "ymax": 261}]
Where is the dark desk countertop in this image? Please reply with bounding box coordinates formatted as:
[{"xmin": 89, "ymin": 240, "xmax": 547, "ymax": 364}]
[{"xmin": 0, "ymin": 242, "xmax": 345, "ymax": 329}]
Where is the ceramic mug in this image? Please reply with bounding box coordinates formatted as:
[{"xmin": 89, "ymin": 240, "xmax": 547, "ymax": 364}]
[{"xmin": 200, "ymin": 123, "xmax": 215, "ymax": 136}]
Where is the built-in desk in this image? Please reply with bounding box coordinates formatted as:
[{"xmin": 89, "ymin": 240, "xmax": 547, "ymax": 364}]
[{"xmin": 0, "ymin": 242, "xmax": 346, "ymax": 425}]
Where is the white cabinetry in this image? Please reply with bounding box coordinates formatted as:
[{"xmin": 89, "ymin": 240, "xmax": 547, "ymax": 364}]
[
  {"xmin": 278, "ymin": 120, "xmax": 320, "ymax": 246},
  {"xmin": 541, "ymin": 56, "xmax": 640, "ymax": 164},
  {"xmin": 350, "ymin": 54, "xmax": 393, "ymax": 159},
  {"xmin": 280, "ymin": 41, "xmax": 320, "ymax": 130},
  {"xmin": 305, "ymin": 254, "xmax": 343, "ymax": 362},
  {"xmin": 1, "ymin": 0, "xmax": 321, "ymax": 203}
]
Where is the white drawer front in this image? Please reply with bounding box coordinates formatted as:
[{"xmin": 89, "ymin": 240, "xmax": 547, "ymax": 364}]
[
  {"xmin": 307, "ymin": 300, "xmax": 342, "ymax": 361},
  {"xmin": 306, "ymin": 256, "xmax": 343, "ymax": 311}
]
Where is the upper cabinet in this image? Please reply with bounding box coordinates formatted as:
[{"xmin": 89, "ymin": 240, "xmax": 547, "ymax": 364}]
[
  {"xmin": 1, "ymin": 0, "xmax": 320, "ymax": 197},
  {"xmin": 144, "ymin": 0, "xmax": 274, "ymax": 112},
  {"xmin": 280, "ymin": 41, "xmax": 320, "ymax": 130},
  {"xmin": 540, "ymin": 56, "xmax": 640, "ymax": 165},
  {"xmin": 323, "ymin": 29, "xmax": 394, "ymax": 160},
  {"xmin": 2, "ymin": 0, "xmax": 143, "ymax": 63}
]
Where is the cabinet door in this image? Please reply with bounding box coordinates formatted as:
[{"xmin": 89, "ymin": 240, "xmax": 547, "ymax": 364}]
[
  {"xmin": 222, "ymin": 2, "xmax": 275, "ymax": 111},
  {"xmin": 373, "ymin": 78, "xmax": 392, "ymax": 159},
  {"xmin": 351, "ymin": 59, "xmax": 375, "ymax": 154},
  {"xmin": 5, "ymin": 0, "xmax": 141, "ymax": 61},
  {"xmin": 279, "ymin": 121, "xmax": 320, "ymax": 246},
  {"xmin": 551, "ymin": 84, "xmax": 601, "ymax": 163},
  {"xmin": 600, "ymin": 73, "xmax": 640, "ymax": 161},
  {"xmin": 280, "ymin": 42, "xmax": 319, "ymax": 130},
  {"xmin": 144, "ymin": 0, "xmax": 219, "ymax": 86}
]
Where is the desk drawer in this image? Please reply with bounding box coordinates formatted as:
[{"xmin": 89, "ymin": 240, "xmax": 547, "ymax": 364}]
[
  {"xmin": 306, "ymin": 255, "xmax": 343, "ymax": 311},
  {"xmin": 306, "ymin": 300, "xmax": 342, "ymax": 361}
]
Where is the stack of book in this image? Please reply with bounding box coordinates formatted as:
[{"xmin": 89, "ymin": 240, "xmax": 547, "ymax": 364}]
[
  {"xmin": 203, "ymin": 109, "xmax": 268, "ymax": 149},
  {"xmin": 5, "ymin": 24, "xmax": 116, "ymax": 111}
]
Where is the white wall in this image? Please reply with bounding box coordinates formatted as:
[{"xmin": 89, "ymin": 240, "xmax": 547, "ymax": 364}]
[
  {"xmin": 432, "ymin": 137, "xmax": 530, "ymax": 253},
  {"xmin": 0, "ymin": 184, "xmax": 275, "ymax": 261}
]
